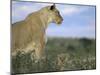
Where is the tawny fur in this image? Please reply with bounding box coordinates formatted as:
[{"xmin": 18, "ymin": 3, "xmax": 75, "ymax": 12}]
[{"xmin": 11, "ymin": 4, "xmax": 63, "ymax": 61}]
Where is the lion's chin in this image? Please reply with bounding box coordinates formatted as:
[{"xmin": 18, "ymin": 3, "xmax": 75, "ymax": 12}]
[{"xmin": 56, "ymin": 21, "xmax": 62, "ymax": 25}]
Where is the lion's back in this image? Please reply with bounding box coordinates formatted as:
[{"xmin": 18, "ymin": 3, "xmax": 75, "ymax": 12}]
[
  {"xmin": 11, "ymin": 16, "xmax": 44, "ymax": 52},
  {"xmin": 12, "ymin": 21, "xmax": 31, "ymax": 50}
]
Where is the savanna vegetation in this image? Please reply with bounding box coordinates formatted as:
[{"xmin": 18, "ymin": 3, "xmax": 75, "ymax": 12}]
[{"xmin": 12, "ymin": 37, "xmax": 96, "ymax": 74}]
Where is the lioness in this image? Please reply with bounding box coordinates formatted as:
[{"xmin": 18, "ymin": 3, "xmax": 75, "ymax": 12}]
[{"xmin": 11, "ymin": 4, "xmax": 63, "ymax": 62}]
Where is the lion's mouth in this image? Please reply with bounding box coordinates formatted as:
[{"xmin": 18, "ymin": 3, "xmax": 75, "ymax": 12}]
[
  {"xmin": 57, "ymin": 20, "xmax": 63, "ymax": 24},
  {"xmin": 56, "ymin": 18, "xmax": 63, "ymax": 24}
]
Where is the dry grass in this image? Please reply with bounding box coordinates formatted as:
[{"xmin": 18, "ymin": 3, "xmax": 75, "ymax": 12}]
[{"xmin": 11, "ymin": 38, "xmax": 96, "ymax": 74}]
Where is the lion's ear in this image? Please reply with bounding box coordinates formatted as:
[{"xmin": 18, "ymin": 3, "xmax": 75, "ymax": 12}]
[{"xmin": 50, "ymin": 4, "xmax": 56, "ymax": 10}]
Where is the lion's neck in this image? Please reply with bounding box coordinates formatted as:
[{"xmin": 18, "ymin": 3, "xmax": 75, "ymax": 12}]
[{"xmin": 39, "ymin": 10, "xmax": 52, "ymax": 29}]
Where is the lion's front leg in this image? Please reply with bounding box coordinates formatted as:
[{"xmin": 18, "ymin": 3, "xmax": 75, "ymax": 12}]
[{"xmin": 33, "ymin": 43, "xmax": 46, "ymax": 63}]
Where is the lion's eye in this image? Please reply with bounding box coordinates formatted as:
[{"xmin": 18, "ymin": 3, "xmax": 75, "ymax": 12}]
[
  {"xmin": 58, "ymin": 11, "xmax": 60, "ymax": 14},
  {"xmin": 56, "ymin": 11, "xmax": 60, "ymax": 15}
]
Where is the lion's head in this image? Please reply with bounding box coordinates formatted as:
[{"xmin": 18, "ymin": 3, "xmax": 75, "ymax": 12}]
[{"xmin": 41, "ymin": 4, "xmax": 63, "ymax": 25}]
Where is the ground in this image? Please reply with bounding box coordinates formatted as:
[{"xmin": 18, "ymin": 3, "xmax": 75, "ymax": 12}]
[{"xmin": 12, "ymin": 37, "xmax": 96, "ymax": 74}]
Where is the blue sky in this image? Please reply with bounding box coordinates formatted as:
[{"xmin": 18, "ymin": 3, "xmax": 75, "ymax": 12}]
[{"xmin": 12, "ymin": 1, "xmax": 96, "ymax": 38}]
